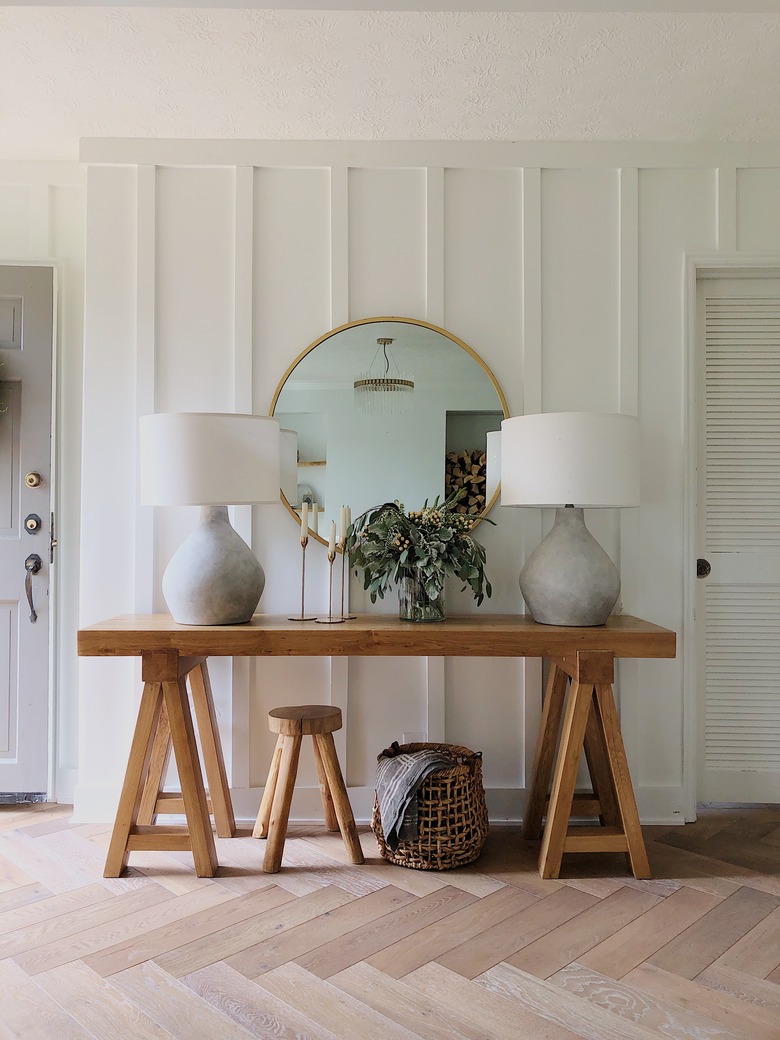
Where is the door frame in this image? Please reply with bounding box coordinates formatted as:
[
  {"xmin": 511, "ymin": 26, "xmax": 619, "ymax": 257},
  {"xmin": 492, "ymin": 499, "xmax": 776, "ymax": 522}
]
[
  {"xmin": 0, "ymin": 259, "xmax": 59, "ymax": 799},
  {"xmin": 683, "ymin": 253, "xmax": 780, "ymax": 819}
]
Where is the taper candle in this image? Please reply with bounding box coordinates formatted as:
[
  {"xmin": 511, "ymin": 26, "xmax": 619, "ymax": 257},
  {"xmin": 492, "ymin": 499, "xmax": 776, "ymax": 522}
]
[
  {"xmin": 300, "ymin": 501, "xmax": 309, "ymax": 537},
  {"xmin": 310, "ymin": 503, "xmax": 318, "ymax": 534},
  {"xmin": 328, "ymin": 520, "xmax": 336, "ymax": 554},
  {"xmin": 340, "ymin": 506, "xmax": 348, "ymax": 543}
]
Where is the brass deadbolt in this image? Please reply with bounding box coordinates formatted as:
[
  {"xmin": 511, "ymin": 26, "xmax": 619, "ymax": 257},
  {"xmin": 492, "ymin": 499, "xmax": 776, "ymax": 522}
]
[{"xmin": 25, "ymin": 472, "xmax": 43, "ymax": 488}]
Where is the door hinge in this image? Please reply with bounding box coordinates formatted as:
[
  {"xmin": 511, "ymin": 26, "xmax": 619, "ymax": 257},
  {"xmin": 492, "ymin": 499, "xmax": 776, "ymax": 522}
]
[{"xmin": 50, "ymin": 512, "xmax": 58, "ymax": 564}]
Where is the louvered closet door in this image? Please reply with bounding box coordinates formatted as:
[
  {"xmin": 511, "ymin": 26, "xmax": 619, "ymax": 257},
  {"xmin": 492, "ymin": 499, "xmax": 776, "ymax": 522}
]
[{"xmin": 697, "ymin": 277, "xmax": 780, "ymax": 801}]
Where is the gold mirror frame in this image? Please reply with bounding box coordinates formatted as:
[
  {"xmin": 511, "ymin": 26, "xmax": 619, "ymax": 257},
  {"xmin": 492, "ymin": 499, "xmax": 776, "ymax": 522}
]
[{"xmin": 269, "ymin": 316, "xmax": 509, "ymax": 546}]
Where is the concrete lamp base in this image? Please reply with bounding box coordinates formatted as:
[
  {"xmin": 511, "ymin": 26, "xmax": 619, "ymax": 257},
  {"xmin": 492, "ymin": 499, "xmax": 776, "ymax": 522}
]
[
  {"xmin": 519, "ymin": 506, "xmax": 620, "ymax": 627},
  {"xmin": 162, "ymin": 506, "xmax": 264, "ymax": 626}
]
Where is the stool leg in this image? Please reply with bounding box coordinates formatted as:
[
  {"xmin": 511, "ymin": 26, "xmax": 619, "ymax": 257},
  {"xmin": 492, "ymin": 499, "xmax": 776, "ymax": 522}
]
[
  {"xmin": 253, "ymin": 733, "xmax": 285, "ymax": 839},
  {"xmin": 263, "ymin": 734, "xmax": 302, "ymax": 873},
  {"xmin": 313, "ymin": 736, "xmax": 339, "ymax": 831},
  {"xmin": 314, "ymin": 732, "xmax": 364, "ymax": 865}
]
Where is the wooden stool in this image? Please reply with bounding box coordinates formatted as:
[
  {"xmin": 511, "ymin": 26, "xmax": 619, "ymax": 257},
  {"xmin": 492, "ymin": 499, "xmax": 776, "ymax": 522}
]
[{"xmin": 253, "ymin": 705, "xmax": 365, "ymax": 874}]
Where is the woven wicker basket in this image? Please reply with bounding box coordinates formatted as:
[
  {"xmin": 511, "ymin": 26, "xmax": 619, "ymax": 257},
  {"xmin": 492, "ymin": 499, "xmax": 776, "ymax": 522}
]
[{"xmin": 372, "ymin": 742, "xmax": 489, "ymax": 870}]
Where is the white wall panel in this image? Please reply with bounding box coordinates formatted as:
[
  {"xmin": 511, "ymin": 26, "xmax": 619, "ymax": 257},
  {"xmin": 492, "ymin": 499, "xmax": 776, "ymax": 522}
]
[
  {"xmin": 635, "ymin": 167, "xmax": 717, "ymax": 791},
  {"xmin": 541, "ymin": 169, "xmax": 620, "ymax": 413},
  {"xmin": 737, "ymin": 169, "xmax": 780, "ymax": 252},
  {"xmin": 348, "ymin": 168, "xmax": 426, "ymax": 319},
  {"xmin": 0, "ymin": 186, "xmax": 32, "ymax": 257}
]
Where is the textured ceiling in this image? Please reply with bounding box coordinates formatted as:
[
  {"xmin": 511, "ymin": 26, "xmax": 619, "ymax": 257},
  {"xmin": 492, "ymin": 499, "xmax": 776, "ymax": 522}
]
[{"xmin": 1, "ymin": 8, "xmax": 780, "ymax": 159}]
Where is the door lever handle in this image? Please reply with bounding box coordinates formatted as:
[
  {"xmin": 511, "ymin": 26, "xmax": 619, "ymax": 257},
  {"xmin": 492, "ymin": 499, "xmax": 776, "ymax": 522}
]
[{"xmin": 24, "ymin": 554, "xmax": 42, "ymax": 623}]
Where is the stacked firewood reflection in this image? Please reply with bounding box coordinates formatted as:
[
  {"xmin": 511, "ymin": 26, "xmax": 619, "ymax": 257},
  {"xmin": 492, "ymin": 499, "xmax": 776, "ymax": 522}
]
[{"xmin": 445, "ymin": 448, "xmax": 487, "ymax": 514}]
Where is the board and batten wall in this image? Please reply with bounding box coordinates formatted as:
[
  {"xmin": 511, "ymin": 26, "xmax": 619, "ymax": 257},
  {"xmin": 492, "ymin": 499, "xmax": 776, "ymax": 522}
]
[
  {"xmin": 69, "ymin": 141, "xmax": 780, "ymax": 825},
  {"xmin": 0, "ymin": 160, "xmax": 85, "ymax": 804}
]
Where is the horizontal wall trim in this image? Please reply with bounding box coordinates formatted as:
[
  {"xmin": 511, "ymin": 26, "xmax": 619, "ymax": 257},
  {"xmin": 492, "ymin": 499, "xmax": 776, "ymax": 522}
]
[{"xmin": 79, "ymin": 139, "xmax": 780, "ymax": 171}]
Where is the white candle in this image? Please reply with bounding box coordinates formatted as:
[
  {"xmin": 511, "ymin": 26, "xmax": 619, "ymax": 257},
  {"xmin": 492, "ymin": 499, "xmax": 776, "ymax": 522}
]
[
  {"xmin": 345, "ymin": 505, "xmax": 351, "ymax": 532},
  {"xmin": 310, "ymin": 503, "xmax": 318, "ymax": 534},
  {"xmin": 300, "ymin": 501, "xmax": 309, "ymax": 537},
  {"xmin": 340, "ymin": 506, "xmax": 348, "ymax": 543},
  {"xmin": 328, "ymin": 521, "xmax": 336, "ymax": 554}
]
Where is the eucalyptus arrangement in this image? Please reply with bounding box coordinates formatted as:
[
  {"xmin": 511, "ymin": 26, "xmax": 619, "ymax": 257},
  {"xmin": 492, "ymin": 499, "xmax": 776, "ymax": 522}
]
[{"xmin": 346, "ymin": 490, "xmax": 493, "ymax": 622}]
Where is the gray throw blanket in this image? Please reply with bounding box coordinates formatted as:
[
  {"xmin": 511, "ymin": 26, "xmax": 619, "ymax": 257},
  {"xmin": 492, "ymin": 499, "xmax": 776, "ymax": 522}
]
[{"xmin": 375, "ymin": 742, "xmax": 454, "ymax": 851}]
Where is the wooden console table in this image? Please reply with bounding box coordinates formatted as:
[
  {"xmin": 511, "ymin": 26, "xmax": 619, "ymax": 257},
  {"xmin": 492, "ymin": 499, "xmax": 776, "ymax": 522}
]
[{"xmin": 77, "ymin": 613, "xmax": 675, "ymax": 879}]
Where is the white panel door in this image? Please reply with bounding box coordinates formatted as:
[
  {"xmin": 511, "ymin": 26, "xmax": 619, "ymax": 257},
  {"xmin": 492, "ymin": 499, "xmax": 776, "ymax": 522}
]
[
  {"xmin": 697, "ymin": 276, "xmax": 780, "ymax": 801},
  {"xmin": 0, "ymin": 265, "xmax": 53, "ymax": 800}
]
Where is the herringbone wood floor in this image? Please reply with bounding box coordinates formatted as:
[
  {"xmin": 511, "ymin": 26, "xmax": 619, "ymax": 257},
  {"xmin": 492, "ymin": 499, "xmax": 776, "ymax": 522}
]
[{"xmin": 2, "ymin": 803, "xmax": 780, "ymax": 1039}]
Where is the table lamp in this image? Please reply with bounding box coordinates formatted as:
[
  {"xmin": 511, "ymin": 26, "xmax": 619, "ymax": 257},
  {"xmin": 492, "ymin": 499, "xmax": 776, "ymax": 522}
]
[
  {"xmin": 140, "ymin": 412, "xmax": 281, "ymax": 625},
  {"xmin": 500, "ymin": 412, "xmax": 640, "ymax": 626}
]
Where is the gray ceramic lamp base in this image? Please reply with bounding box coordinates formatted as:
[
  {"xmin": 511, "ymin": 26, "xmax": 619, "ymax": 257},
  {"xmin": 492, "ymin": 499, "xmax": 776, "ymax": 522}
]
[
  {"xmin": 162, "ymin": 506, "xmax": 265, "ymax": 625},
  {"xmin": 520, "ymin": 507, "xmax": 620, "ymax": 627}
]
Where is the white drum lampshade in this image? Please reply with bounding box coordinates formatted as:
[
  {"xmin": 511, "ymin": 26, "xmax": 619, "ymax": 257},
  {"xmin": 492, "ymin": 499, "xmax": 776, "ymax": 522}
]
[
  {"xmin": 140, "ymin": 412, "xmax": 281, "ymax": 625},
  {"xmin": 501, "ymin": 412, "xmax": 640, "ymax": 626}
]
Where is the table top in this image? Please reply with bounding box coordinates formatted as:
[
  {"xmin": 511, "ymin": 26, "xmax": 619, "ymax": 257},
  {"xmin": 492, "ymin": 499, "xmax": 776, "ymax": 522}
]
[{"xmin": 78, "ymin": 613, "xmax": 676, "ymax": 660}]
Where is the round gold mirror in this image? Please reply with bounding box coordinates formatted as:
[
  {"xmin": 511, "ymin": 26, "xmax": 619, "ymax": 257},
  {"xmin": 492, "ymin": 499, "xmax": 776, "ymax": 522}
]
[{"xmin": 270, "ymin": 317, "xmax": 508, "ymax": 545}]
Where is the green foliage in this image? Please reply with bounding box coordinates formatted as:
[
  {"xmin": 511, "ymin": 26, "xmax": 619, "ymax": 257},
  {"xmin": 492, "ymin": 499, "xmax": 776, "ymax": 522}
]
[{"xmin": 346, "ymin": 489, "xmax": 494, "ymax": 607}]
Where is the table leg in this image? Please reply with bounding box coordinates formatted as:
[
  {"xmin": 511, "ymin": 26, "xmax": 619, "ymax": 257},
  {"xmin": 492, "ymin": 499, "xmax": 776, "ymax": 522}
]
[
  {"xmin": 595, "ymin": 682, "xmax": 651, "ymax": 879},
  {"xmin": 583, "ymin": 691, "xmax": 621, "ymax": 829},
  {"xmin": 104, "ymin": 681, "xmax": 165, "ymax": 878},
  {"xmin": 538, "ymin": 679, "xmax": 593, "ymax": 879},
  {"xmin": 162, "ymin": 675, "xmax": 218, "ymax": 877},
  {"xmin": 138, "ymin": 697, "xmax": 172, "ymax": 826},
  {"xmin": 189, "ymin": 661, "xmax": 236, "ymax": 838},
  {"xmin": 522, "ymin": 663, "xmax": 569, "ymax": 840}
]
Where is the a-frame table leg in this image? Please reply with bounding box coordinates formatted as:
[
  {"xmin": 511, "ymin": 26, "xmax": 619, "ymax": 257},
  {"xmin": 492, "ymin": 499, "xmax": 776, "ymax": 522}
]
[
  {"xmin": 188, "ymin": 660, "xmax": 236, "ymax": 838},
  {"xmin": 522, "ymin": 663, "xmax": 569, "ymax": 840},
  {"xmin": 538, "ymin": 678, "xmax": 594, "ymax": 879},
  {"xmin": 104, "ymin": 681, "xmax": 165, "ymax": 878}
]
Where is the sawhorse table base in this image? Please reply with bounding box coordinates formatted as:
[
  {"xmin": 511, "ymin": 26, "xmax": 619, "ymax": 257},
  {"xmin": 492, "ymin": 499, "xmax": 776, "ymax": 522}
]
[{"xmin": 522, "ymin": 649, "xmax": 650, "ymax": 880}]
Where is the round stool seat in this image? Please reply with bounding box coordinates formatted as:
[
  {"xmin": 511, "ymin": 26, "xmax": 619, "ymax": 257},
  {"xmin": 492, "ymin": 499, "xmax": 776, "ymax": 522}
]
[{"xmin": 268, "ymin": 704, "xmax": 342, "ymax": 737}]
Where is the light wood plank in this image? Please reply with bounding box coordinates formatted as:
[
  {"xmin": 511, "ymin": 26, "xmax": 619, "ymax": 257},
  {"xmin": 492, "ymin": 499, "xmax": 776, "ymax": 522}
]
[
  {"xmin": 0, "ymin": 958, "xmax": 95, "ymax": 1040},
  {"xmin": 698, "ymin": 963, "xmax": 780, "ymax": 1015},
  {"xmin": 254, "ymin": 961, "xmax": 430, "ymax": 1040},
  {"xmin": 479, "ymin": 962, "xmax": 661, "ymax": 1040},
  {"xmin": 0, "ymin": 881, "xmax": 51, "ymax": 915},
  {"xmin": 332, "ymin": 962, "xmax": 484, "ymax": 1040},
  {"xmin": 1, "ymin": 883, "xmax": 171, "ymax": 960},
  {"xmin": 156, "ymin": 884, "xmax": 350, "ymax": 978},
  {"xmin": 182, "ymin": 960, "xmax": 342, "ymax": 1040},
  {"xmin": 0, "ymin": 882, "xmax": 112, "ymax": 935},
  {"xmin": 507, "ymin": 885, "xmax": 661, "ymax": 979},
  {"xmin": 707, "ymin": 902, "xmax": 780, "ymax": 979},
  {"xmin": 15, "ymin": 885, "xmax": 232, "ymax": 975},
  {"xmin": 111, "ymin": 960, "xmax": 258, "ymax": 1040},
  {"xmin": 551, "ymin": 961, "xmax": 748, "ymax": 1040},
  {"xmin": 35, "ymin": 960, "xmax": 176, "ymax": 1040},
  {"xmin": 647, "ymin": 885, "xmax": 780, "ymax": 980},
  {"xmin": 406, "ymin": 961, "xmax": 584, "ymax": 1040},
  {"xmin": 296, "ymin": 885, "xmax": 476, "ymax": 979},
  {"xmin": 625, "ymin": 962, "xmax": 780, "ymax": 1040},
  {"xmin": 367, "ymin": 884, "xmax": 538, "ymax": 979},
  {"xmin": 437, "ymin": 885, "xmax": 597, "ymax": 980},
  {"xmin": 226, "ymin": 885, "xmax": 415, "ymax": 979},
  {"xmin": 579, "ymin": 885, "xmax": 722, "ymax": 979}
]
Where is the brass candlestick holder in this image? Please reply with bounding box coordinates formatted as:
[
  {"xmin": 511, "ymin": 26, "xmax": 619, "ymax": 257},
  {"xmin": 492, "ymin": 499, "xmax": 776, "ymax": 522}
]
[
  {"xmin": 289, "ymin": 535, "xmax": 316, "ymax": 621},
  {"xmin": 316, "ymin": 549, "xmax": 346, "ymax": 624},
  {"xmin": 339, "ymin": 539, "xmax": 357, "ymax": 620}
]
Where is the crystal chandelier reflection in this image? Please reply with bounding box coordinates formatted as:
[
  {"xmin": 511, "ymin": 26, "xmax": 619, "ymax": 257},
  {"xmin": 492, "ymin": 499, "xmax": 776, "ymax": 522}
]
[{"xmin": 353, "ymin": 338, "xmax": 414, "ymax": 415}]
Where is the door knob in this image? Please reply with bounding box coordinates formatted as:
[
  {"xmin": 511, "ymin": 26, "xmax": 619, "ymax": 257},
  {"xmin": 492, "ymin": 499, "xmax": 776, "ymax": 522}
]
[{"xmin": 697, "ymin": 558, "xmax": 711, "ymax": 578}]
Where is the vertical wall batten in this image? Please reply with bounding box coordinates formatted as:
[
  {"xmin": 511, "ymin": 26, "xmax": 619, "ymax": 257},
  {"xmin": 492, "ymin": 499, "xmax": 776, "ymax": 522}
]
[
  {"xmin": 134, "ymin": 165, "xmax": 156, "ymax": 615},
  {"xmin": 330, "ymin": 165, "xmax": 349, "ymax": 329},
  {"xmin": 520, "ymin": 166, "xmax": 543, "ymax": 787},
  {"xmin": 617, "ymin": 166, "xmax": 641, "ymax": 756},
  {"xmin": 425, "ymin": 167, "xmax": 445, "ymax": 327},
  {"xmin": 231, "ymin": 164, "xmax": 255, "ymax": 791},
  {"xmin": 28, "ymin": 185, "xmax": 51, "ymax": 258}
]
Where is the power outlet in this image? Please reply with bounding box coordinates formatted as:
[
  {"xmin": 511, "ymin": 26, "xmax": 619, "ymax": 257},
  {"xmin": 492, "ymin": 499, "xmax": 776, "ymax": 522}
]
[{"xmin": 403, "ymin": 731, "xmax": 427, "ymax": 745}]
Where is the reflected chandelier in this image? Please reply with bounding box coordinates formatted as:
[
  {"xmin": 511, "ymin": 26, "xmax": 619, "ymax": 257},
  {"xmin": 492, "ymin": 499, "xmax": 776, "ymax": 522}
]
[{"xmin": 353, "ymin": 337, "xmax": 414, "ymax": 414}]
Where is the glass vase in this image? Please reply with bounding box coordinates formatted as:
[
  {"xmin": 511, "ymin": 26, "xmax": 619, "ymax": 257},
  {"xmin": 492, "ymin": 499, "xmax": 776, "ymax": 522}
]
[{"xmin": 398, "ymin": 572, "xmax": 445, "ymax": 622}]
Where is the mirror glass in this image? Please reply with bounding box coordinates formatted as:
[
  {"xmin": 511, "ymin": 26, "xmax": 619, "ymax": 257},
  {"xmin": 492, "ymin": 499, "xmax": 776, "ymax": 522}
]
[{"xmin": 271, "ymin": 318, "xmax": 508, "ymax": 541}]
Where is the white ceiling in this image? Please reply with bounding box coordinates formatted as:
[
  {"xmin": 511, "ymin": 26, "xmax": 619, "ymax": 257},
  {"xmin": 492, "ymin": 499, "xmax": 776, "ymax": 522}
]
[{"xmin": 2, "ymin": 5, "xmax": 780, "ymax": 159}]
